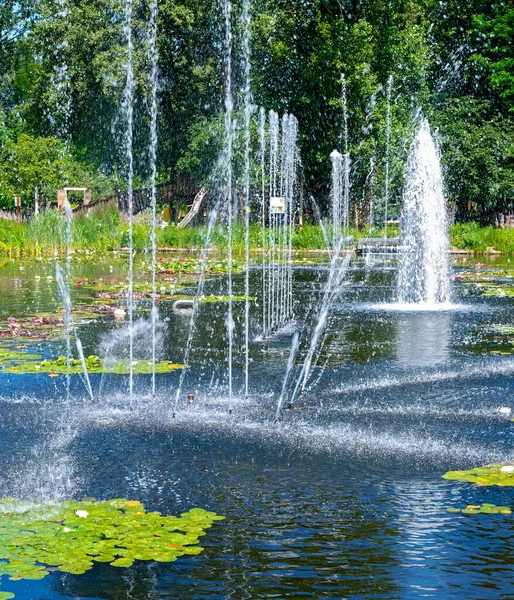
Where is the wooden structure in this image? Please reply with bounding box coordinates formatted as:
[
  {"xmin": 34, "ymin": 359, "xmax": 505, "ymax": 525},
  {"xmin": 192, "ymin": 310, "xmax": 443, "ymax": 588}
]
[
  {"xmin": 356, "ymin": 237, "xmax": 401, "ymax": 255},
  {"xmin": 177, "ymin": 187, "xmax": 207, "ymax": 228},
  {"xmin": 116, "ymin": 173, "xmax": 204, "ymax": 224},
  {"xmin": 71, "ymin": 172, "xmax": 304, "ymax": 227},
  {"xmin": 57, "ymin": 187, "xmax": 91, "ymax": 210}
]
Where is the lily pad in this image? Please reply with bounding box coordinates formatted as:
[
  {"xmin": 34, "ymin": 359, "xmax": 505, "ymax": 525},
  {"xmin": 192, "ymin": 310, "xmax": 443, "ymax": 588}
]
[
  {"xmin": 0, "ymin": 498, "xmax": 224, "ymax": 598},
  {"xmin": 0, "ymin": 350, "xmax": 183, "ymax": 375},
  {"xmin": 447, "ymin": 503, "xmax": 512, "ymax": 515},
  {"xmin": 442, "ymin": 463, "xmax": 514, "ymax": 486}
]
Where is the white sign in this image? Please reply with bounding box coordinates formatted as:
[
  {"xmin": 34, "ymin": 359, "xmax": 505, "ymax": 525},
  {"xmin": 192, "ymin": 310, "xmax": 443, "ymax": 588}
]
[{"xmin": 270, "ymin": 196, "xmax": 285, "ymax": 215}]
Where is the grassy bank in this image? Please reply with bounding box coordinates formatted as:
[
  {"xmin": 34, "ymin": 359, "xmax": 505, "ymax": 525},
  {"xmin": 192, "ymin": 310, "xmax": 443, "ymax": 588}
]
[{"xmin": 1, "ymin": 207, "xmax": 513, "ymax": 256}]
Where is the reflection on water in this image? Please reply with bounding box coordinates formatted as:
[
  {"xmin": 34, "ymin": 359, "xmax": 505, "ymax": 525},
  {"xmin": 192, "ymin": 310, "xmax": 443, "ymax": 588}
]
[{"xmin": 396, "ymin": 312, "xmax": 451, "ymax": 367}]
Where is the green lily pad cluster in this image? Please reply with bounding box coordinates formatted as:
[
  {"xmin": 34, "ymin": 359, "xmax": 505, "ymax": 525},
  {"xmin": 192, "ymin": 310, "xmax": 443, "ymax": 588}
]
[
  {"xmin": 0, "ymin": 349, "xmax": 183, "ymax": 375},
  {"xmin": 476, "ymin": 284, "xmax": 514, "ymax": 298},
  {"xmin": 174, "ymin": 294, "xmax": 256, "ymax": 304},
  {"xmin": 442, "ymin": 464, "xmax": 514, "ymax": 486},
  {"xmin": 160, "ymin": 257, "xmax": 243, "ymax": 274},
  {"xmin": 447, "ymin": 503, "xmax": 512, "ymax": 515},
  {"xmin": 0, "ymin": 498, "xmax": 224, "ymax": 598}
]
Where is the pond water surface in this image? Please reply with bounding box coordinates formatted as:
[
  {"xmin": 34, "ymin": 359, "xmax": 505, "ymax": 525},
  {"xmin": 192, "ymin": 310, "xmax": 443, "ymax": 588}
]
[{"xmin": 1, "ymin": 253, "xmax": 514, "ymax": 599}]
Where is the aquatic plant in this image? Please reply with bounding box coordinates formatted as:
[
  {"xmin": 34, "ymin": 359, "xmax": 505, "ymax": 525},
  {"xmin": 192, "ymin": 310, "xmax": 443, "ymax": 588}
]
[
  {"xmin": 447, "ymin": 503, "xmax": 512, "ymax": 515},
  {"xmin": 0, "ymin": 349, "xmax": 182, "ymax": 375},
  {"xmin": 442, "ymin": 464, "xmax": 514, "ymax": 486},
  {"xmin": 0, "ymin": 498, "xmax": 223, "ymax": 598}
]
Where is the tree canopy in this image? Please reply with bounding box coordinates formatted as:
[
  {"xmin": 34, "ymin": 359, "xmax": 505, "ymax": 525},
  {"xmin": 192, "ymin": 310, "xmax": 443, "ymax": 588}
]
[{"xmin": 0, "ymin": 0, "xmax": 512, "ymax": 222}]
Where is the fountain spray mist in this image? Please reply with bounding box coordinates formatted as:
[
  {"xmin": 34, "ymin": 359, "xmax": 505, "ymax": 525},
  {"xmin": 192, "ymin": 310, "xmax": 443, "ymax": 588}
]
[{"xmin": 397, "ymin": 118, "xmax": 451, "ymax": 305}]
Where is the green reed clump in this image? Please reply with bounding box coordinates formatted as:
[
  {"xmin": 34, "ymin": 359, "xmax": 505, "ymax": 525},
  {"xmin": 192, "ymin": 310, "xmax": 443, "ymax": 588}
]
[
  {"xmin": 450, "ymin": 222, "xmax": 514, "ymax": 254},
  {"xmin": 26, "ymin": 210, "xmax": 66, "ymax": 255},
  {"xmin": 4, "ymin": 211, "xmax": 514, "ymax": 256},
  {"xmin": 0, "ymin": 219, "xmax": 27, "ymax": 255},
  {"xmin": 450, "ymin": 222, "xmax": 487, "ymax": 251},
  {"xmin": 71, "ymin": 203, "xmax": 122, "ymax": 251},
  {"xmin": 158, "ymin": 224, "xmax": 210, "ymax": 249},
  {"xmin": 483, "ymin": 226, "xmax": 514, "ymax": 254}
]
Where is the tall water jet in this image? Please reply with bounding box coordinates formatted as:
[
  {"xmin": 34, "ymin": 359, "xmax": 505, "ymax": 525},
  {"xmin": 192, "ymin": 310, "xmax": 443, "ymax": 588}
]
[
  {"xmin": 122, "ymin": 0, "xmax": 135, "ymax": 403},
  {"xmin": 55, "ymin": 264, "xmax": 94, "ymax": 403},
  {"xmin": 223, "ymin": 0, "xmax": 235, "ymax": 410},
  {"xmin": 173, "ymin": 209, "xmax": 219, "ymax": 417},
  {"xmin": 62, "ymin": 200, "xmax": 73, "ymax": 401},
  {"xmin": 339, "ymin": 74, "xmax": 350, "ymax": 235},
  {"xmin": 383, "ymin": 75, "xmax": 393, "ymax": 239},
  {"xmin": 148, "ymin": 0, "xmax": 159, "ymax": 397},
  {"xmin": 397, "ymin": 118, "xmax": 451, "ymax": 305},
  {"xmin": 259, "ymin": 108, "xmax": 267, "ymax": 336},
  {"xmin": 340, "ymin": 74, "xmax": 348, "ymax": 155},
  {"xmin": 241, "ymin": 0, "xmax": 252, "ymax": 399},
  {"xmin": 368, "ymin": 155, "xmax": 375, "ymax": 228},
  {"xmin": 262, "ymin": 111, "xmax": 297, "ymax": 337},
  {"xmin": 268, "ymin": 110, "xmax": 279, "ymax": 334},
  {"xmin": 330, "ymin": 150, "xmax": 343, "ymax": 251}
]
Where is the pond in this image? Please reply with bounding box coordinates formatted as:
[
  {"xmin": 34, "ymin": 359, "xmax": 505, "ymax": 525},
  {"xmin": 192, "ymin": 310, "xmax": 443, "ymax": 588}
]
[{"xmin": 1, "ymin": 253, "xmax": 514, "ymax": 599}]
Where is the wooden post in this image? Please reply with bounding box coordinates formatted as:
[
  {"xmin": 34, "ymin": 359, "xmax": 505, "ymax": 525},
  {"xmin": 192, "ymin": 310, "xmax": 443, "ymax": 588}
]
[
  {"xmin": 14, "ymin": 196, "xmax": 21, "ymax": 219},
  {"xmin": 84, "ymin": 189, "xmax": 91, "ymax": 206},
  {"xmin": 57, "ymin": 189, "xmax": 66, "ymax": 209}
]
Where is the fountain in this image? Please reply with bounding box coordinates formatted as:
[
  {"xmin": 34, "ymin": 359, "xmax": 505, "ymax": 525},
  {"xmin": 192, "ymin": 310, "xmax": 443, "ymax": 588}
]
[{"xmin": 397, "ymin": 118, "xmax": 451, "ymax": 306}]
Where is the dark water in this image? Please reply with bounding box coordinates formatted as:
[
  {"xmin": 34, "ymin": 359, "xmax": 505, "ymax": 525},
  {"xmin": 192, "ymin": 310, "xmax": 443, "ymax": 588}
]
[{"xmin": 1, "ymin": 254, "xmax": 514, "ymax": 599}]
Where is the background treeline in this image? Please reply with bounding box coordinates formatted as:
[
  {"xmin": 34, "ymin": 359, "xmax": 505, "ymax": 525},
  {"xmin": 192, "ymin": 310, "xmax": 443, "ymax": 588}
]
[{"xmin": 0, "ymin": 0, "xmax": 512, "ymax": 224}]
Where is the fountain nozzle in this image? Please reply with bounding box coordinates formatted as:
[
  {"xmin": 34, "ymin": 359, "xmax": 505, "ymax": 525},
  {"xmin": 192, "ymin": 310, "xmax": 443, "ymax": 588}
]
[{"xmin": 188, "ymin": 393, "xmax": 194, "ymax": 406}]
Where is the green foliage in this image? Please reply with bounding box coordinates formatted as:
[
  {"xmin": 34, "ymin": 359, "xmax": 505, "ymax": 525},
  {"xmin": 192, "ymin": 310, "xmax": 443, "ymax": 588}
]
[
  {"xmin": 471, "ymin": 8, "xmax": 514, "ymax": 111},
  {"xmin": 433, "ymin": 98, "xmax": 514, "ymax": 223},
  {"xmin": 0, "ymin": 133, "xmax": 115, "ymax": 210},
  {"xmin": 1, "ymin": 0, "xmax": 512, "ymax": 221},
  {"xmin": 0, "ymin": 134, "xmax": 69, "ymax": 207},
  {"xmin": 0, "ymin": 497, "xmax": 223, "ymax": 598}
]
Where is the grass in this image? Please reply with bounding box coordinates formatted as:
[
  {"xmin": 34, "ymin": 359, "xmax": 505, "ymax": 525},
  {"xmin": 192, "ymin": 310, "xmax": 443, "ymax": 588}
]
[{"xmin": 1, "ymin": 209, "xmax": 514, "ymax": 256}]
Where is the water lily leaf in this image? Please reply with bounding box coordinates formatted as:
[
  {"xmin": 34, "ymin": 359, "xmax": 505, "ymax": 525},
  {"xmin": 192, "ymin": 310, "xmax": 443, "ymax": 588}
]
[
  {"xmin": 442, "ymin": 464, "xmax": 514, "ymax": 486},
  {"xmin": 448, "ymin": 502, "xmax": 512, "ymax": 516},
  {"xmin": 111, "ymin": 557, "xmax": 135, "ymax": 568}
]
